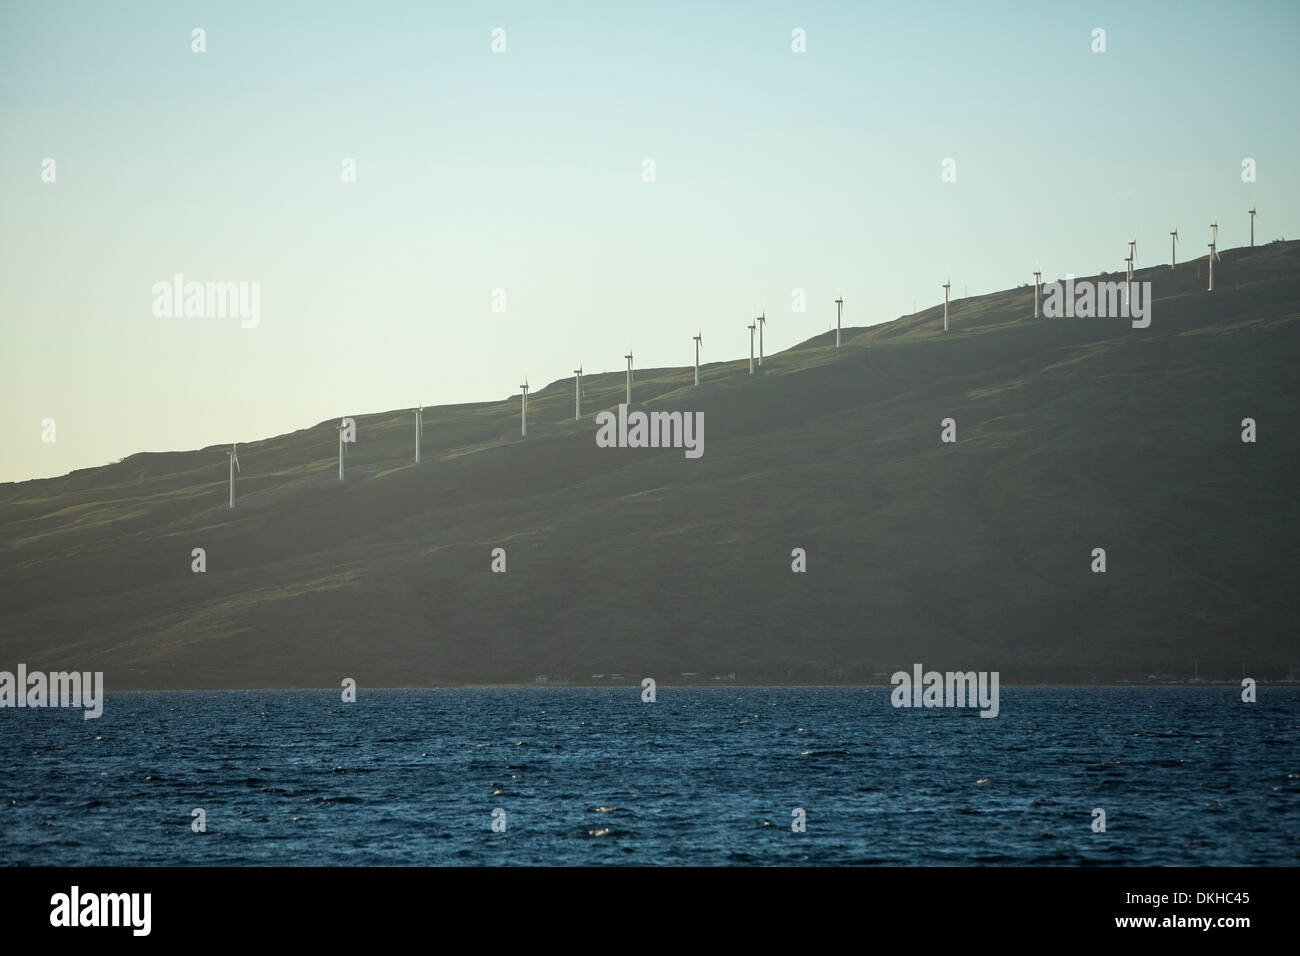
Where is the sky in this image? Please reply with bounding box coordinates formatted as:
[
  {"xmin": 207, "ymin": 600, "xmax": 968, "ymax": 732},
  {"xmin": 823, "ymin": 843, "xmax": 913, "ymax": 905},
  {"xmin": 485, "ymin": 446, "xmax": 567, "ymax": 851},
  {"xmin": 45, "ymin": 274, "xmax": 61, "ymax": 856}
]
[{"xmin": 2, "ymin": 0, "xmax": 1297, "ymax": 483}]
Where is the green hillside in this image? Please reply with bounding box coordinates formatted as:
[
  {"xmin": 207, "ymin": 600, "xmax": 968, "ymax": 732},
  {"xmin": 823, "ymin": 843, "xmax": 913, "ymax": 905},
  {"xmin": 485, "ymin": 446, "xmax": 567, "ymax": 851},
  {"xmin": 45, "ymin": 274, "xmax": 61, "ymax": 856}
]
[{"xmin": 2, "ymin": 242, "xmax": 1298, "ymax": 688}]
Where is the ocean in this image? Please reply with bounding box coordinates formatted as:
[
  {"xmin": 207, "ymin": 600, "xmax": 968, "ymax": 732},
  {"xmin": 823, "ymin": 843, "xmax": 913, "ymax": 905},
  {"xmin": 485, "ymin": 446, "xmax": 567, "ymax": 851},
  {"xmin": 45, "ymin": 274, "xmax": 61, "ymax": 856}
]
[{"xmin": 2, "ymin": 686, "xmax": 1296, "ymax": 865}]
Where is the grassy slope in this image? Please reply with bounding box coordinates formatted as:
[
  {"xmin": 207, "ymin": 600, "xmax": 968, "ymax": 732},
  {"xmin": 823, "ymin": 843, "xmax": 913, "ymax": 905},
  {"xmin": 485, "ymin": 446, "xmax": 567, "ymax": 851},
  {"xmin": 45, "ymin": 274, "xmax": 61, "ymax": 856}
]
[{"xmin": 2, "ymin": 242, "xmax": 1297, "ymax": 687}]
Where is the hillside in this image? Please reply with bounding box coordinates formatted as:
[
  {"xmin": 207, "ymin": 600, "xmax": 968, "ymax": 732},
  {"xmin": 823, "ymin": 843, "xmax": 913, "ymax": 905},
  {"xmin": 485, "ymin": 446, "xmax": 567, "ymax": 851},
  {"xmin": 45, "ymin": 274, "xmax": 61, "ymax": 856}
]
[{"xmin": 3, "ymin": 243, "xmax": 1298, "ymax": 687}]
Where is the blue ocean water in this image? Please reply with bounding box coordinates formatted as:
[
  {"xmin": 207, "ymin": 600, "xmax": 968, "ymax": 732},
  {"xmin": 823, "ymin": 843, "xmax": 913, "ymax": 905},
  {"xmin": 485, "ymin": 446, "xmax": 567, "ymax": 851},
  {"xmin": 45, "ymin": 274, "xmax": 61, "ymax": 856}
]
[{"xmin": 1, "ymin": 686, "xmax": 1296, "ymax": 866}]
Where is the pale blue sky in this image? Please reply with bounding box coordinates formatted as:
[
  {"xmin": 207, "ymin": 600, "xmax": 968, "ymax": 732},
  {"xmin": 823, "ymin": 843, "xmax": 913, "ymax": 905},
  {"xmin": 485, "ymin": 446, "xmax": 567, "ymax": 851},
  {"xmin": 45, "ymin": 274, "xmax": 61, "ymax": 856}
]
[{"xmin": 2, "ymin": 0, "xmax": 1297, "ymax": 482}]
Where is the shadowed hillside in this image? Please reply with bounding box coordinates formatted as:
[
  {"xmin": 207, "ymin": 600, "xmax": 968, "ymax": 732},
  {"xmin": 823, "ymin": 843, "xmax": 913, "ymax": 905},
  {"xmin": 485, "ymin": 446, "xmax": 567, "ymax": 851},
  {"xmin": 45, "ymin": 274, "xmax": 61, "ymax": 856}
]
[{"xmin": 3, "ymin": 242, "xmax": 1298, "ymax": 688}]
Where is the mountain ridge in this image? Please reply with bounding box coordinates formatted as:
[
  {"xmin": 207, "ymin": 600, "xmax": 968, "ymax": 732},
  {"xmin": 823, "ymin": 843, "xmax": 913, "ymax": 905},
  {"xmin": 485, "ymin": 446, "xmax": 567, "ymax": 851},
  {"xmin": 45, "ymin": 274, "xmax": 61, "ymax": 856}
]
[{"xmin": 2, "ymin": 241, "xmax": 1297, "ymax": 688}]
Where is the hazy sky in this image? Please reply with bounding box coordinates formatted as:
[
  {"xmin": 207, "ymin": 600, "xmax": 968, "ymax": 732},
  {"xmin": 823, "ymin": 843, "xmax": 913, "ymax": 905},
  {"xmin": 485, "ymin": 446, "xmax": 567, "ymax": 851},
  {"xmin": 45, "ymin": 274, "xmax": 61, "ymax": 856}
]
[{"xmin": 2, "ymin": 0, "xmax": 1297, "ymax": 483}]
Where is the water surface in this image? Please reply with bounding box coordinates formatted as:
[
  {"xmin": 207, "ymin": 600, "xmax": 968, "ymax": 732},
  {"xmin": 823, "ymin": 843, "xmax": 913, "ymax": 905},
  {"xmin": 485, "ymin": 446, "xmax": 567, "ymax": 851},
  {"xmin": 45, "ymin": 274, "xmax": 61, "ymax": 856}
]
[{"xmin": 2, "ymin": 686, "xmax": 1296, "ymax": 865}]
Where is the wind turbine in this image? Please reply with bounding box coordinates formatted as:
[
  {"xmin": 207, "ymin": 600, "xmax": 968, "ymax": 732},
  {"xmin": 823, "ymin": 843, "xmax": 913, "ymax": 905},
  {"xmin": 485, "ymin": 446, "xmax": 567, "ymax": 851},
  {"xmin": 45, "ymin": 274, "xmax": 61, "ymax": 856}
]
[
  {"xmin": 573, "ymin": 367, "xmax": 583, "ymax": 420},
  {"xmin": 942, "ymin": 275, "xmax": 951, "ymax": 332},
  {"xmin": 1124, "ymin": 254, "xmax": 1134, "ymax": 304},
  {"xmin": 520, "ymin": 380, "xmax": 529, "ymax": 436},
  {"xmin": 1170, "ymin": 226, "xmax": 1179, "ymax": 268},
  {"xmin": 834, "ymin": 291, "xmax": 843, "ymax": 348},
  {"xmin": 337, "ymin": 422, "xmax": 347, "ymax": 481},
  {"xmin": 692, "ymin": 331, "xmax": 702, "ymax": 386},
  {"xmin": 757, "ymin": 310, "xmax": 766, "ymax": 368},
  {"xmin": 624, "ymin": 349, "xmax": 633, "ymax": 405},
  {"xmin": 1249, "ymin": 206, "xmax": 1257, "ymax": 247},
  {"xmin": 227, "ymin": 443, "xmax": 240, "ymax": 508},
  {"xmin": 748, "ymin": 321, "xmax": 756, "ymax": 373},
  {"xmin": 1032, "ymin": 264, "xmax": 1042, "ymax": 318},
  {"xmin": 414, "ymin": 403, "xmax": 422, "ymax": 464},
  {"xmin": 1207, "ymin": 234, "xmax": 1220, "ymax": 292}
]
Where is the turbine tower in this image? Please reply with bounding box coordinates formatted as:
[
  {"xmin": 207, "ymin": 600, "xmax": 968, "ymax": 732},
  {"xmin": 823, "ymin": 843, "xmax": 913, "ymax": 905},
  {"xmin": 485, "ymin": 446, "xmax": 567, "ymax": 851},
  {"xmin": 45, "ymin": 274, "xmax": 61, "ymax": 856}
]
[
  {"xmin": 942, "ymin": 275, "xmax": 951, "ymax": 332},
  {"xmin": 834, "ymin": 292, "xmax": 843, "ymax": 348},
  {"xmin": 692, "ymin": 331, "xmax": 702, "ymax": 386},
  {"xmin": 757, "ymin": 310, "xmax": 767, "ymax": 367},
  {"xmin": 624, "ymin": 350, "xmax": 633, "ymax": 405},
  {"xmin": 1170, "ymin": 226, "xmax": 1179, "ymax": 268},
  {"xmin": 573, "ymin": 367, "xmax": 583, "ymax": 420},
  {"xmin": 227, "ymin": 443, "xmax": 240, "ymax": 509},
  {"xmin": 1249, "ymin": 206, "xmax": 1257, "ymax": 247},
  {"xmin": 414, "ymin": 403, "xmax": 422, "ymax": 464},
  {"xmin": 337, "ymin": 422, "xmax": 347, "ymax": 481},
  {"xmin": 1207, "ymin": 236, "xmax": 1220, "ymax": 292},
  {"xmin": 748, "ymin": 321, "xmax": 756, "ymax": 373},
  {"xmin": 520, "ymin": 380, "xmax": 529, "ymax": 436},
  {"xmin": 1032, "ymin": 264, "xmax": 1042, "ymax": 318},
  {"xmin": 1124, "ymin": 254, "xmax": 1134, "ymax": 304}
]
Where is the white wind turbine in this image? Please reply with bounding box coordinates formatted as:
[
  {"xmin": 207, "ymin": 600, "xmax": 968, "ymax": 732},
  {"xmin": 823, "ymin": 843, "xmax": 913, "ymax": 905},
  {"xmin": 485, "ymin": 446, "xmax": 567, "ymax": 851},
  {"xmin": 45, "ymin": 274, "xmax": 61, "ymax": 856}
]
[
  {"xmin": 748, "ymin": 320, "xmax": 756, "ymax": 373},
  {"xmin": 336, "ymin": 421, "xmax": 347, "ymax": 480},
  {"xmin": 692, "ymin": 331, "xmax": 702, "ymax": 386},
  {"xmin": 834, "ymin": 291, "xmax": 843, "ymax": 348},
  {"xmin": 1207, "ymin": 231, "xmax": 1221, "ymax": 292},
  {"xmin": 520, "ymin": 380, "xmax": 529, "ymax": 436},
  {"xmin": 227, "ymin": 443, "xmax": 240, "ymax": 509},
  {"xmin": 624, "ymin": 349, "xmax": 633, "ymax": 405},
  {"xmin": 1249, "ymin": 206, "xmax": 1257, "ymax": 247},
  {"xmin": 757, "ymin": 308, "xmax": 766, "ymax": 367},
  {"xmin": 1170, "ymin": 226, "xmax": 1179, "ymax": 268},
  {"xmin": 942, "ymin": 275, "xmax": 951, "ymax": 332},
  {"xmin": 573, "ymin": 366, "xmax": 583, "ymax": 420},
  {"xmin": 1032, "ymin": 263, "xmax": 1042, "ymax": 318},
  {"xmin": 414, "ymin": 403, "xmax": 422, "ymax": 464}
]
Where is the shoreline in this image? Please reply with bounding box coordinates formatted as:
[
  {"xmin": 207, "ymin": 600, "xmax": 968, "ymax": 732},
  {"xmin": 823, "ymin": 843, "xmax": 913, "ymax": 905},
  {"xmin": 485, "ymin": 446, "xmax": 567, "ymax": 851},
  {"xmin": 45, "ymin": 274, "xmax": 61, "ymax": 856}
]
[{"xmin": 32, "ymin": 680, "xmax": 1297, "ymax": 693}]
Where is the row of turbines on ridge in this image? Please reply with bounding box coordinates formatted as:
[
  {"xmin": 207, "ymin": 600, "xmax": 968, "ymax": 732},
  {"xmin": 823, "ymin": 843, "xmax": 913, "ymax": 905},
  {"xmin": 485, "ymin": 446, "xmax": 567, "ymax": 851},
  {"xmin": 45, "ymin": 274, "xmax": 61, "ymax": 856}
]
[{"xmin": 224, "ymin": 208, "xmax": 1264, "ymax": 508}]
